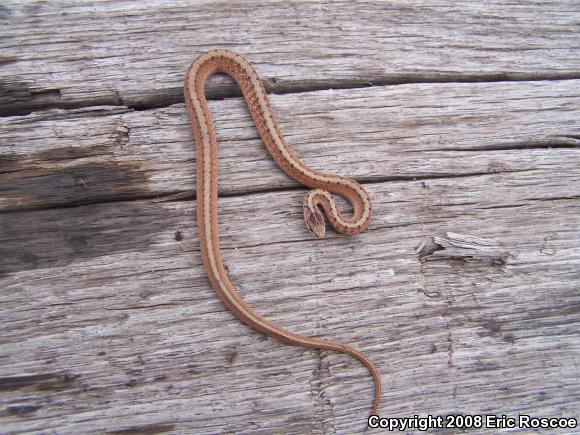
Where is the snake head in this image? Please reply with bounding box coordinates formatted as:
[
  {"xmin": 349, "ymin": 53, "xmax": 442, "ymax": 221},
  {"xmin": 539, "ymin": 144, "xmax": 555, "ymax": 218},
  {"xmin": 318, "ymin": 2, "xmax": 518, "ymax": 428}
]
[{"xmin": 303, "ymin": 204, "xmax": 326, "ymax": 239}]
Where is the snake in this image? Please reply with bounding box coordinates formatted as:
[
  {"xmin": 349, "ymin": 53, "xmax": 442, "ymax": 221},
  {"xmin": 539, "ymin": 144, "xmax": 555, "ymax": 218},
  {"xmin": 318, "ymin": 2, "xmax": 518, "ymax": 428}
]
[{"xmin": 184, "ymin": 49, "xmax": 380, "ymax": 427}]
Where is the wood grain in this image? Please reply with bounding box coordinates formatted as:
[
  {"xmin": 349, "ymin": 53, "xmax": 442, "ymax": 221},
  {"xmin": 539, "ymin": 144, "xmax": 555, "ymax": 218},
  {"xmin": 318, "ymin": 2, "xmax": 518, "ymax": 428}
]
[
  {"xmin": 1, "ymin": 1, "xmax": 579, "ymax": 114},
  {"xmin": 1, "ymin": 79, "xmax": 579, "ymax": 211},
  {"xmin": 1, "ymin": 0, "xmax": 580, "ymax": 433},
  {"xmin": 1, "ymin": 170, "xmax": 579, "ymax": 433}
]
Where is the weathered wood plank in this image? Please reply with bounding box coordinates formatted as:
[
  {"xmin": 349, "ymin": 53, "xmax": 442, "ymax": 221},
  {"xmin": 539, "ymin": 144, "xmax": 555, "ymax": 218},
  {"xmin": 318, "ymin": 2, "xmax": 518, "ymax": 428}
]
[
  {"xmin": 1, "ymin": 166, "xmax": 579, "ymax": 433},
  {"xmin": 1, "ymin": 3, "xmax": 579, "ymax": 433},
  {"xmin": 1, "ymin": 0, "xmax": 579, "ymax": 114},
  {"xmin": 1, "ymin": 79, "xmax": 579, "ymax": 211}
]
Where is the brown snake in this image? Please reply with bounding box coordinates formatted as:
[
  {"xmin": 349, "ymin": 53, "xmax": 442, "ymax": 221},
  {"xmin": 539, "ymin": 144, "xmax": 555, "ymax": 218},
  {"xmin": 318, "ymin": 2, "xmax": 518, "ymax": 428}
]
[{"xmin": 184, "ymin": 49, "xmax": 380, "ymax": 426}]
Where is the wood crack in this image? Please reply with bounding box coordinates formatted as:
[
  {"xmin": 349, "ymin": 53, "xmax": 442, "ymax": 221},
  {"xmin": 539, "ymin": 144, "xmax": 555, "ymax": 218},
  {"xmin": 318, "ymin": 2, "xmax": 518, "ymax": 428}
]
[
  {"xmin": 0, "ymin": 166, "xmax": 564, "ymax": 215},
  {"xmin": 309, "ymin": 349, "xmax": 337, "ymax": 435},
  {"xmin": 4, "ymin": 74, "xmax": 580, "ymax": 118}
]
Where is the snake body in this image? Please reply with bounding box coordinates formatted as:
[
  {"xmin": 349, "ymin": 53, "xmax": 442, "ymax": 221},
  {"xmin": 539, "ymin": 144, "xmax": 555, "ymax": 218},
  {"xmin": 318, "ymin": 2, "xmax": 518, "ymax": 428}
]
[{"xmin": 184, "ymin": 49, "xmax": 380, "ymax": 424}]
